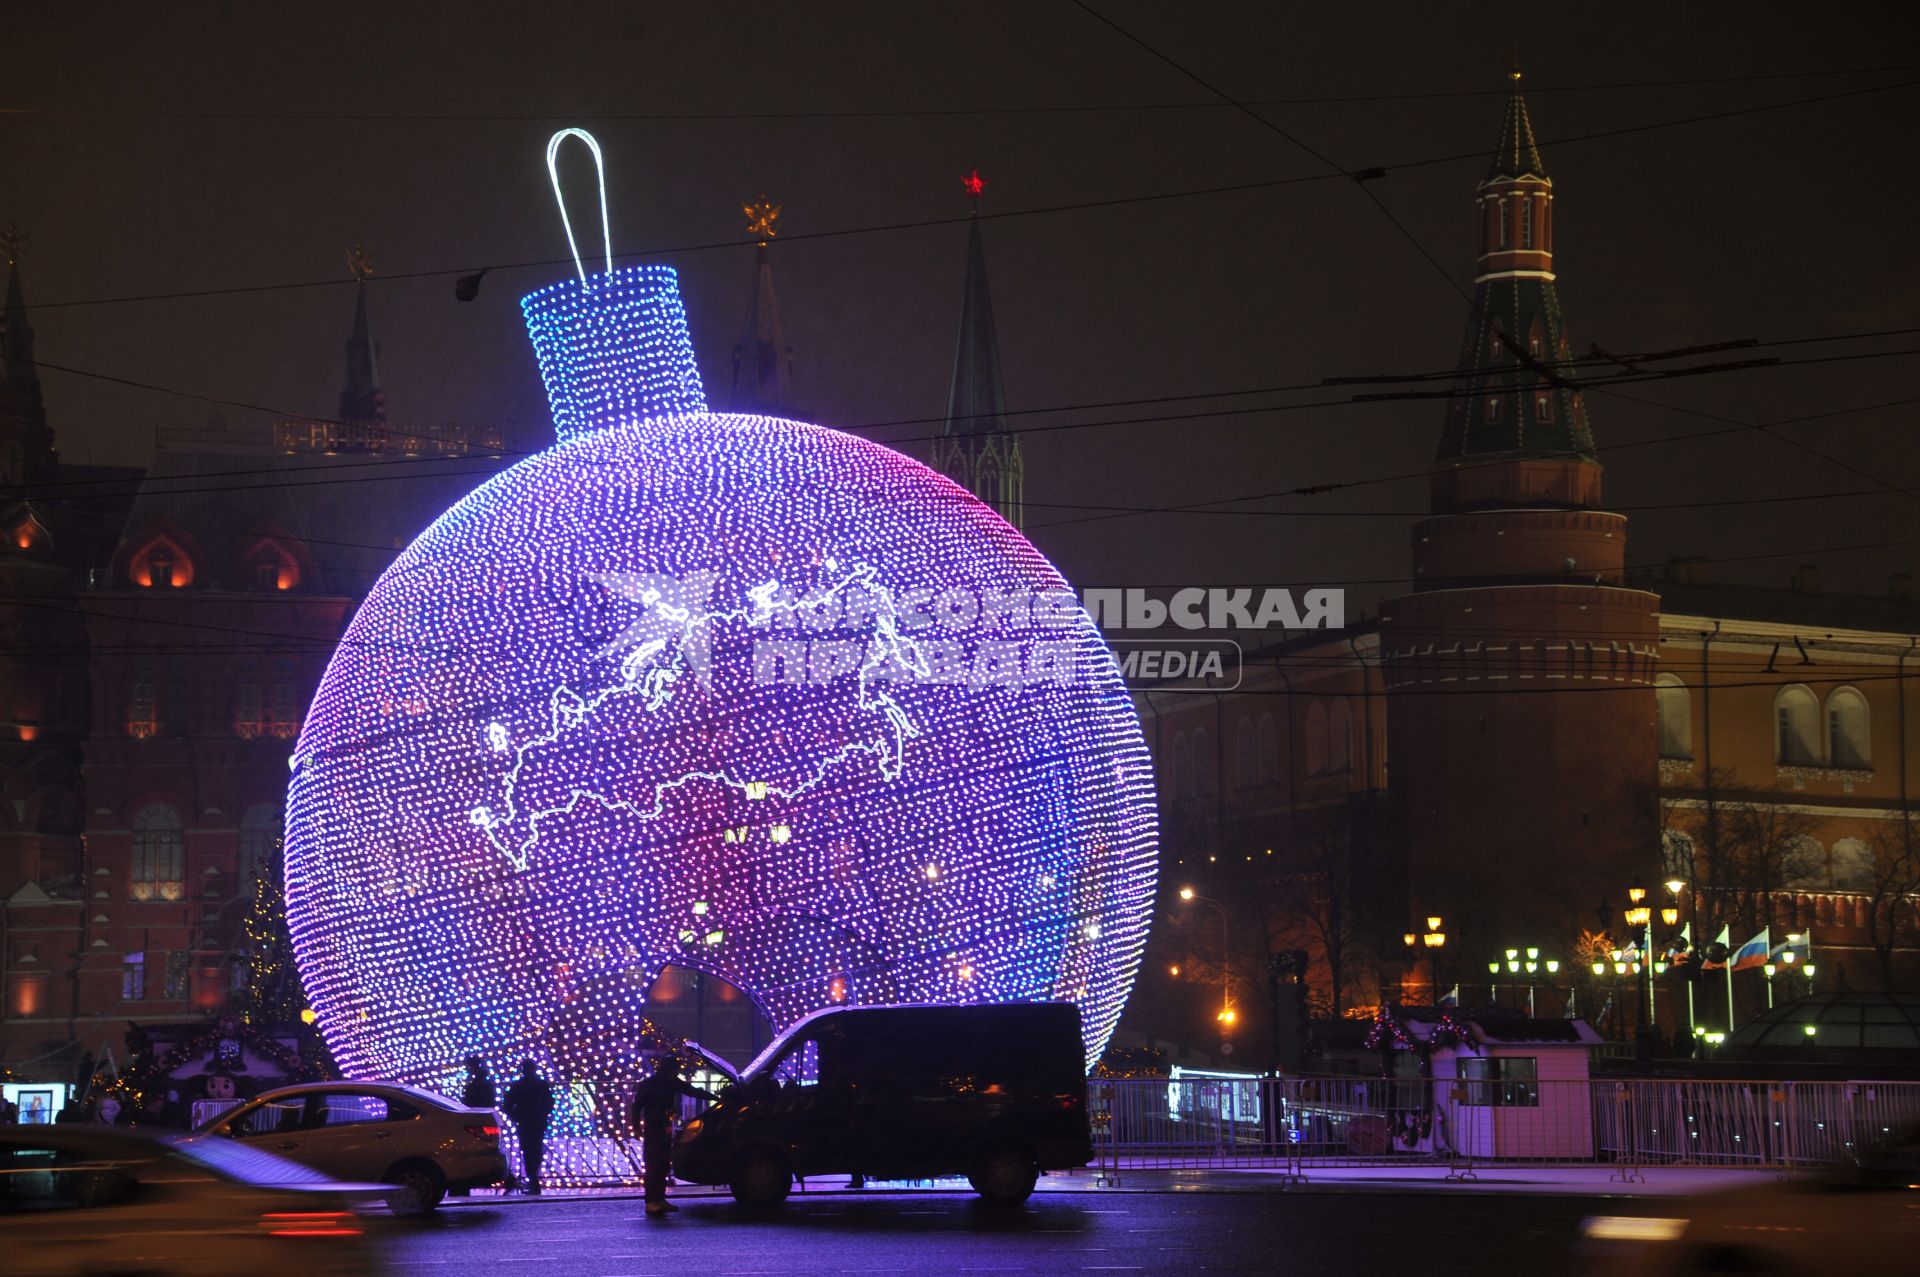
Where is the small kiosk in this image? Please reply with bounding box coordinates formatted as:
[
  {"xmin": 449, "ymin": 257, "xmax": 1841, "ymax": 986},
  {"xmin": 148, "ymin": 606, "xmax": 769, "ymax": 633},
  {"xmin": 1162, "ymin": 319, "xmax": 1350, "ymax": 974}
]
[{"xmin": 1367, "ymin": 1007, "xmax": 1606, "ymax": 1160}]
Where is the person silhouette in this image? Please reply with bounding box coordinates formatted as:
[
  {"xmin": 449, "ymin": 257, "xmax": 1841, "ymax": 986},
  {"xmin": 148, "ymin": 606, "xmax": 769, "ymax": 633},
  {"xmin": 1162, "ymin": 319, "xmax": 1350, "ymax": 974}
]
[
  {"xmin": 631, "ymin": 1057, "xmax": 712, "ymax": 1216},
  {"xmin": 461, "ymin": 1056, "xmax": 497, "ymax": 1110},
  {"xmin": 502, "ymin": 1059, "xmax": 555, "ymax": 1194}
]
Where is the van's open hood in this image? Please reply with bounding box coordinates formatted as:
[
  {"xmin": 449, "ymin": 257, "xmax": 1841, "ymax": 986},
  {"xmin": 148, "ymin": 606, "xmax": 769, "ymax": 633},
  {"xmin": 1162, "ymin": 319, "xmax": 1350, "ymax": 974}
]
[{"xmin": 680, "ymin": 1039, "xmax": 739, "ymax": 1084}]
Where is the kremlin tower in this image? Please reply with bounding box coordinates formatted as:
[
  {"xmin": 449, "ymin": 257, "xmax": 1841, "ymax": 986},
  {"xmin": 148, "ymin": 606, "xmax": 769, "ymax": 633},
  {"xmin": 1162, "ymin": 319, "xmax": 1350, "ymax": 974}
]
[
  {"xmin": 731, "ymin": 195, "xmax": 797, "ymax": 418},
  {"xmin": 1379, "ymin": 83, "xmax": 1661, "ymax": 942},
  {"xmin": 935, "ymin": 170, "xmax": 1024, "ymax": 529}
]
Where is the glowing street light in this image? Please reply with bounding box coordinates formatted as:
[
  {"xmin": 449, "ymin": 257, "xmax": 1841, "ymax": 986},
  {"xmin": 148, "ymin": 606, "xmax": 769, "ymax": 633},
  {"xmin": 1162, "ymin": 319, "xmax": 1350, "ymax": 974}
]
[{"xmin": 1179, "ymin": 887, "xmax": 1233, "ymax": 1029}]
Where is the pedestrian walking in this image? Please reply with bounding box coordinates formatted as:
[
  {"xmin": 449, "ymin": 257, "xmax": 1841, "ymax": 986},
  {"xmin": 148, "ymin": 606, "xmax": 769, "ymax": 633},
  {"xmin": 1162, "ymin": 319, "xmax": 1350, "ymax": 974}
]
[
  {"xmin": 631, "ymin": 1057, "xmax": 711, "ymax": 1216},
  {"xmin": 502, "ymin": 1058, "xmax": 555, "ymax": 1194}
]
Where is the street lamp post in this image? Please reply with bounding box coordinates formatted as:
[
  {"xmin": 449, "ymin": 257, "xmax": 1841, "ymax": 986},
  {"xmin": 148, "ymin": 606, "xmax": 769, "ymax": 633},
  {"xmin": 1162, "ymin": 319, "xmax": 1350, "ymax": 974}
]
[
  {"xmin": 1403, "ymin": 916, "xmax": 1447, "ymax": 1004},
  {"xmin": 1625, "ymin": 879, "xmax": 1654, "ymax": 1030},
  {"xmin": 1179, "ymin": 887, "xmax": 1235, "ymax": 1031},
  {"xmin": 1600, "ymin": 945, "xmax": 1644, "ymax": 1045},
  {"xmin": 1663, "ymin": 876, "xmax": 1693, "ymax": 1040}
]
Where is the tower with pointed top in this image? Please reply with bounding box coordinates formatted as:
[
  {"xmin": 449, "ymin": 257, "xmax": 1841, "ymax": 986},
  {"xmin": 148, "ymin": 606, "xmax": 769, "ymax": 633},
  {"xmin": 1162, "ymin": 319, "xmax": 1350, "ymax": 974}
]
[
  {"xmin": 339, "ymin": 248, "xmax": 386, "ymax": 425},
  {"xmin": 730, "ymin": 195, "xmax": 796, "ymax": 417},
  {"xmin": 0, "ymin": 227, "xmax": 56, "ymax": 484},
  {"xmin": 935, "ymin": 170, "xmax": 1024, "ymax": 529},
  {"xmin": 1378, "ymin": 84, "xmax": 1660, "ymax": 944}
]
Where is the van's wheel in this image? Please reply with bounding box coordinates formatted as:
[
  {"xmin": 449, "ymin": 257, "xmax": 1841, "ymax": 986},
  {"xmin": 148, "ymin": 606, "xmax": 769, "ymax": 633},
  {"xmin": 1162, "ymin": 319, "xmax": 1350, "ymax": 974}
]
[
  {"xmin": 385, "ymin": 1162, "xmax": 446, "ymax": 1214},
  {"xmin": 729, "ymin": 1149, "xmax": 792, "ymax": 1207},
  {"xmin": 969, "ymin": 1146, "xmax": 1037, "ymax": 1205}
]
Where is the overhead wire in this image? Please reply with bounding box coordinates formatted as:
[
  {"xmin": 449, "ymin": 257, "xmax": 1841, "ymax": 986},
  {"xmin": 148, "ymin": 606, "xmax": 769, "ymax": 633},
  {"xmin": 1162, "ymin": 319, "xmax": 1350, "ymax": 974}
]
[
  {"xmin": 6, "ymin": 64, "xmax": 1917, "ymax": 122},
  {"xmin": 13, "ymin": 77, "xmax": 1919, "ymax": 315},
  {"xmin": 7, "ymin": 332, "xmax": 1918, "ymax": 505}
]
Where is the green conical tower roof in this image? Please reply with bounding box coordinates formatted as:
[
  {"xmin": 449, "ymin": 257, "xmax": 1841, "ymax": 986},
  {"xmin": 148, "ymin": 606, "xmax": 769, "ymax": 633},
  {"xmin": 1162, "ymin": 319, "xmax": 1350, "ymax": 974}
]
[
  {"xmin": 1436, "ymin": 89, "xmax": 1593, "ymax": 464},
  {"xmin": 943, "ymin": 217, "xmax": 1006, "ymax": 439},
  {"xmin": 1486, "ymin": 89, "xmax": 1547, "ymax": 182}
]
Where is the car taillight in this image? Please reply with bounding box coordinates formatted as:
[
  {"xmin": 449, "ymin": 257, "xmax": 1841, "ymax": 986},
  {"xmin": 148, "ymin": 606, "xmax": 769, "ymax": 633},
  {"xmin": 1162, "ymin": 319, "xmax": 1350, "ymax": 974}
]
[
  {"xmin": 465, "ymin": 1123, "xmax": 500, "ymax": 1139},
  {"xmin": 262, "ymin": 1211, "xmax": 362, "ymax": 1238}
]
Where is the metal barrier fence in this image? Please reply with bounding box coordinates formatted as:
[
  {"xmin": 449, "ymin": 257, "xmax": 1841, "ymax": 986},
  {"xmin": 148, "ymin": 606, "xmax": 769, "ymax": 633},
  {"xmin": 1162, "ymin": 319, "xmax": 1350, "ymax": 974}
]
[{"xmin": 1087, "ymin": 1076, "xmax": 1920, "ymax": 1176}]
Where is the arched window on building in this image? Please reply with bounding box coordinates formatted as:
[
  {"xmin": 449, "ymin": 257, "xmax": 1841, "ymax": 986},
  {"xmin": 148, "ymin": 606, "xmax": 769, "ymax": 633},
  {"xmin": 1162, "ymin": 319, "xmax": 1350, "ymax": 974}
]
[
  {"xmin": 130, "ymin": 804, "xmax": 184, "ymax": 902},
  {"xmin": 1236, "ymin": 719, "xmax": 1257, "ymax": 790},
  {"xmin": 244, "ymin": 540, "xmax": 301, "ymax": 592},
  {"xmin": 1656, "ymin": 674, "xmax": 1692, "ymax": 759},
  {"xmin": 1305, "ymin": 701, "xmax": 1329, "ymax": 776},
  {"xmin": 1192, "ymin": 729, "xmax": 1214, "ymax": 798},
  {"xmin": 1826, "ymin": 688, "xmax": 1871, "ymax": 769},
  {"xmin": 10, "ymin": 511, "xmax": 49, "ymax": 553},
  {"xmin": 1169, "ymin": 732, "xmax": 1191, "ymax": 800},
  {"xmin": 233, "ymin": 657, "xmax": 263, "ymax": 739},
  {"xmin": 126, "ymin": 659, "xmax": 158, "ymax": 739},
  {"xmin": 1785, "ymin": 835, "xmax": 1828, "ymax": 890},
  {"xmin": 128, "ymin": 533, "xmax": 194, "ymax": 589},
  {"xmin": 1496, "ymin": 199, "xmax": 1508, "ymax": 250},
  {"xmin": 976, "ymin": 456, "xmax": 1001, "ymax": 508},
  {"xmin": 1830, "ymin": 837, "xmax": 1875, "ymax": 892},
  {"xmin": 1330, "ymin": 700, "xmax": 1353, "ymax": 773},
  {"xmin": 1534, "ymin": 389, "xmax": 1553, "ymax": 422},
  {"xmin": 1521, "ymin": 196, "xmax": 1535, "ymax": 249},
  {"xmin": 1256, "ymin": 712, "xmax": 1279, "ymax": 784},
  {"xmin": 1661, "ymin": 829, "xmax": 1695, "ymax": 885},
  {"xmin": 269, "ymin": 657, "xmax": 301, "ymax": 738},
  {"xmin": 238, "ymin": 803, "xmax": 282, "ymax": 886},
  {"xmin": 1774, "ymin": 685, "xmax": 1821, "ymax": 766}
]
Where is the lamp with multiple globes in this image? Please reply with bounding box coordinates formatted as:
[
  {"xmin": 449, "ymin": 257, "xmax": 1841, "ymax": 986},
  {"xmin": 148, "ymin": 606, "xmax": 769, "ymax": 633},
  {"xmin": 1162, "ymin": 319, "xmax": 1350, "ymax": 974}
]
[
  {"xmin": 1402, "ymin": 915, "xmax": 1446, "ymax": 1003},
  {"xmin": 1488, "ymin": 945, "xmax": 1561, "ymax": 1016}
]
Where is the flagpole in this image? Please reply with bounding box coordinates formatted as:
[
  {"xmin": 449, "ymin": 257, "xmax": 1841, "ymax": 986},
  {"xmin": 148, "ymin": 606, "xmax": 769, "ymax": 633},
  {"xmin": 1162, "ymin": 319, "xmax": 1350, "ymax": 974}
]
[
  {"xmin": 1645, "ymin": 920, "xmax": 1657, "ymax": 1029},
  {"xmin": 1711, "ymin": 922, "xmax": 1735, "ymax": 1033},
  {"xmin": 1726, "ymin": 948, "xmax": 1736, "ymax": 1033},
  {"xmin": 1683, "ymin": 922, "xmax": 1695, "ymax": 1042}
]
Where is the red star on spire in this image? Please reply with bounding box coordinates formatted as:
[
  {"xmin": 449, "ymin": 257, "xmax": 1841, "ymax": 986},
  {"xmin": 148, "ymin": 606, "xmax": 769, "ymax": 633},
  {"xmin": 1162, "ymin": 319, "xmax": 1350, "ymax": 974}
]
[{"xmin": 962, "ymin": 168, "xmax": 987, "ymax": 203}]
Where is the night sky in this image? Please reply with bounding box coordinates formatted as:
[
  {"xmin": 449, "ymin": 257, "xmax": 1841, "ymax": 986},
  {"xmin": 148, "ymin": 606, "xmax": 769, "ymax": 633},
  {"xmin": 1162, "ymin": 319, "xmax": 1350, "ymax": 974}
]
[{"xmin": 5, "ymin": 1, "xmax": 1917, "ymax": 612}]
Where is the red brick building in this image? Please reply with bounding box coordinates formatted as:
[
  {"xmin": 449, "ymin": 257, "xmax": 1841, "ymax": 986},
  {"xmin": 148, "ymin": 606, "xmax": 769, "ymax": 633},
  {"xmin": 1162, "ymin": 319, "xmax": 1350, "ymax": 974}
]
[{"xmin": 2, "ymin": 275, "xmax": 503, "ymax": 1072}]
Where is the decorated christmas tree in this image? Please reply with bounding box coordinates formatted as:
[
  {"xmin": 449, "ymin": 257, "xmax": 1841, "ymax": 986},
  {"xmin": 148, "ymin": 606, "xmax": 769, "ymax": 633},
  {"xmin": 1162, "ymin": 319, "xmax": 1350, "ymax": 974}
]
[{"xmin": 231, "ymin": 866, "xmax": 306, "ymax": 1029}]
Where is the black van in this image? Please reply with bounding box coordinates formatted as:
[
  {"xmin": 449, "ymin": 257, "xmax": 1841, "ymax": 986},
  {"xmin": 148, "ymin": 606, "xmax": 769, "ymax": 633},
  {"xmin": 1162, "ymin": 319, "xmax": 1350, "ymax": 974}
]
[{"xmin": 673, "ymin": 1002, "xmax": 1093, "ymax": 1206}]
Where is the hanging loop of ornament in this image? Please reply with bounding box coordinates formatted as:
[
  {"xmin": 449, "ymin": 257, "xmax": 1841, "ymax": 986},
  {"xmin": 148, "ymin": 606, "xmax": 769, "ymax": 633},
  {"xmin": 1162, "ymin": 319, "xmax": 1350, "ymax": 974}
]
[{"xmin": 545, "ymin": 127, "xmax": 614, "ymax": 284}]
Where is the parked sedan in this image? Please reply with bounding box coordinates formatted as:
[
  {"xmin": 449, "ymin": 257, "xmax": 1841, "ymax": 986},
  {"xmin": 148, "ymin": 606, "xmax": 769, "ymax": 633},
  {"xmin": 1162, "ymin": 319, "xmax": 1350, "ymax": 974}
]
[
  {"xmin": 190, "ymin": 1081, "xmax": 506, "ymax": 1212},
  {"xmin": 1, "ymin": 1124, "xmax": 388, "ymax": 1277}
]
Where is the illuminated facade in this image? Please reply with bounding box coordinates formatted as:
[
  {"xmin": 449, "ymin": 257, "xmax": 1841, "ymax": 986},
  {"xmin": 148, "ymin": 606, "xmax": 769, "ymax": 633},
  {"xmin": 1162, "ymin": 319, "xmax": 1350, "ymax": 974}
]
[{"xmin": 283, "ymin": 144, "xmax": 1156, "ymax": 1175}]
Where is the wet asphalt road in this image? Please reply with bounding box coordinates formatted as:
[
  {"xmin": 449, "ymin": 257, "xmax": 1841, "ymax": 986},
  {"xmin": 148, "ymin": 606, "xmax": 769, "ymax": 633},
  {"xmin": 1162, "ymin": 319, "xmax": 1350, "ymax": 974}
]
[{"xmin": 382, "ymin": 1187, "xmax": 1630, "ymax": 1276}]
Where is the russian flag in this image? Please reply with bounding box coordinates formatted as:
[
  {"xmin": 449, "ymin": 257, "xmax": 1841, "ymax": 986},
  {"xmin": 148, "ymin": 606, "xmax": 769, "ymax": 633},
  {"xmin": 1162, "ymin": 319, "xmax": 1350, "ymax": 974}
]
[
  {"xmin": 1770, "ymin": 932, "xmax": 1810, "ymax": 967},
  {"xmin": 1729, "ymin": 927, "xmax": 1771, "ymax": 972}
]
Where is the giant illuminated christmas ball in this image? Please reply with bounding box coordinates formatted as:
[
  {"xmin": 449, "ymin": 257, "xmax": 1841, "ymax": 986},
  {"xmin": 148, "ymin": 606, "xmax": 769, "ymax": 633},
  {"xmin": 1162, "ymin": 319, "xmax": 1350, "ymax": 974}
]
[{"xmin": 285, "ymin": 165, "xmax": 1156, "ymax": 1145}]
